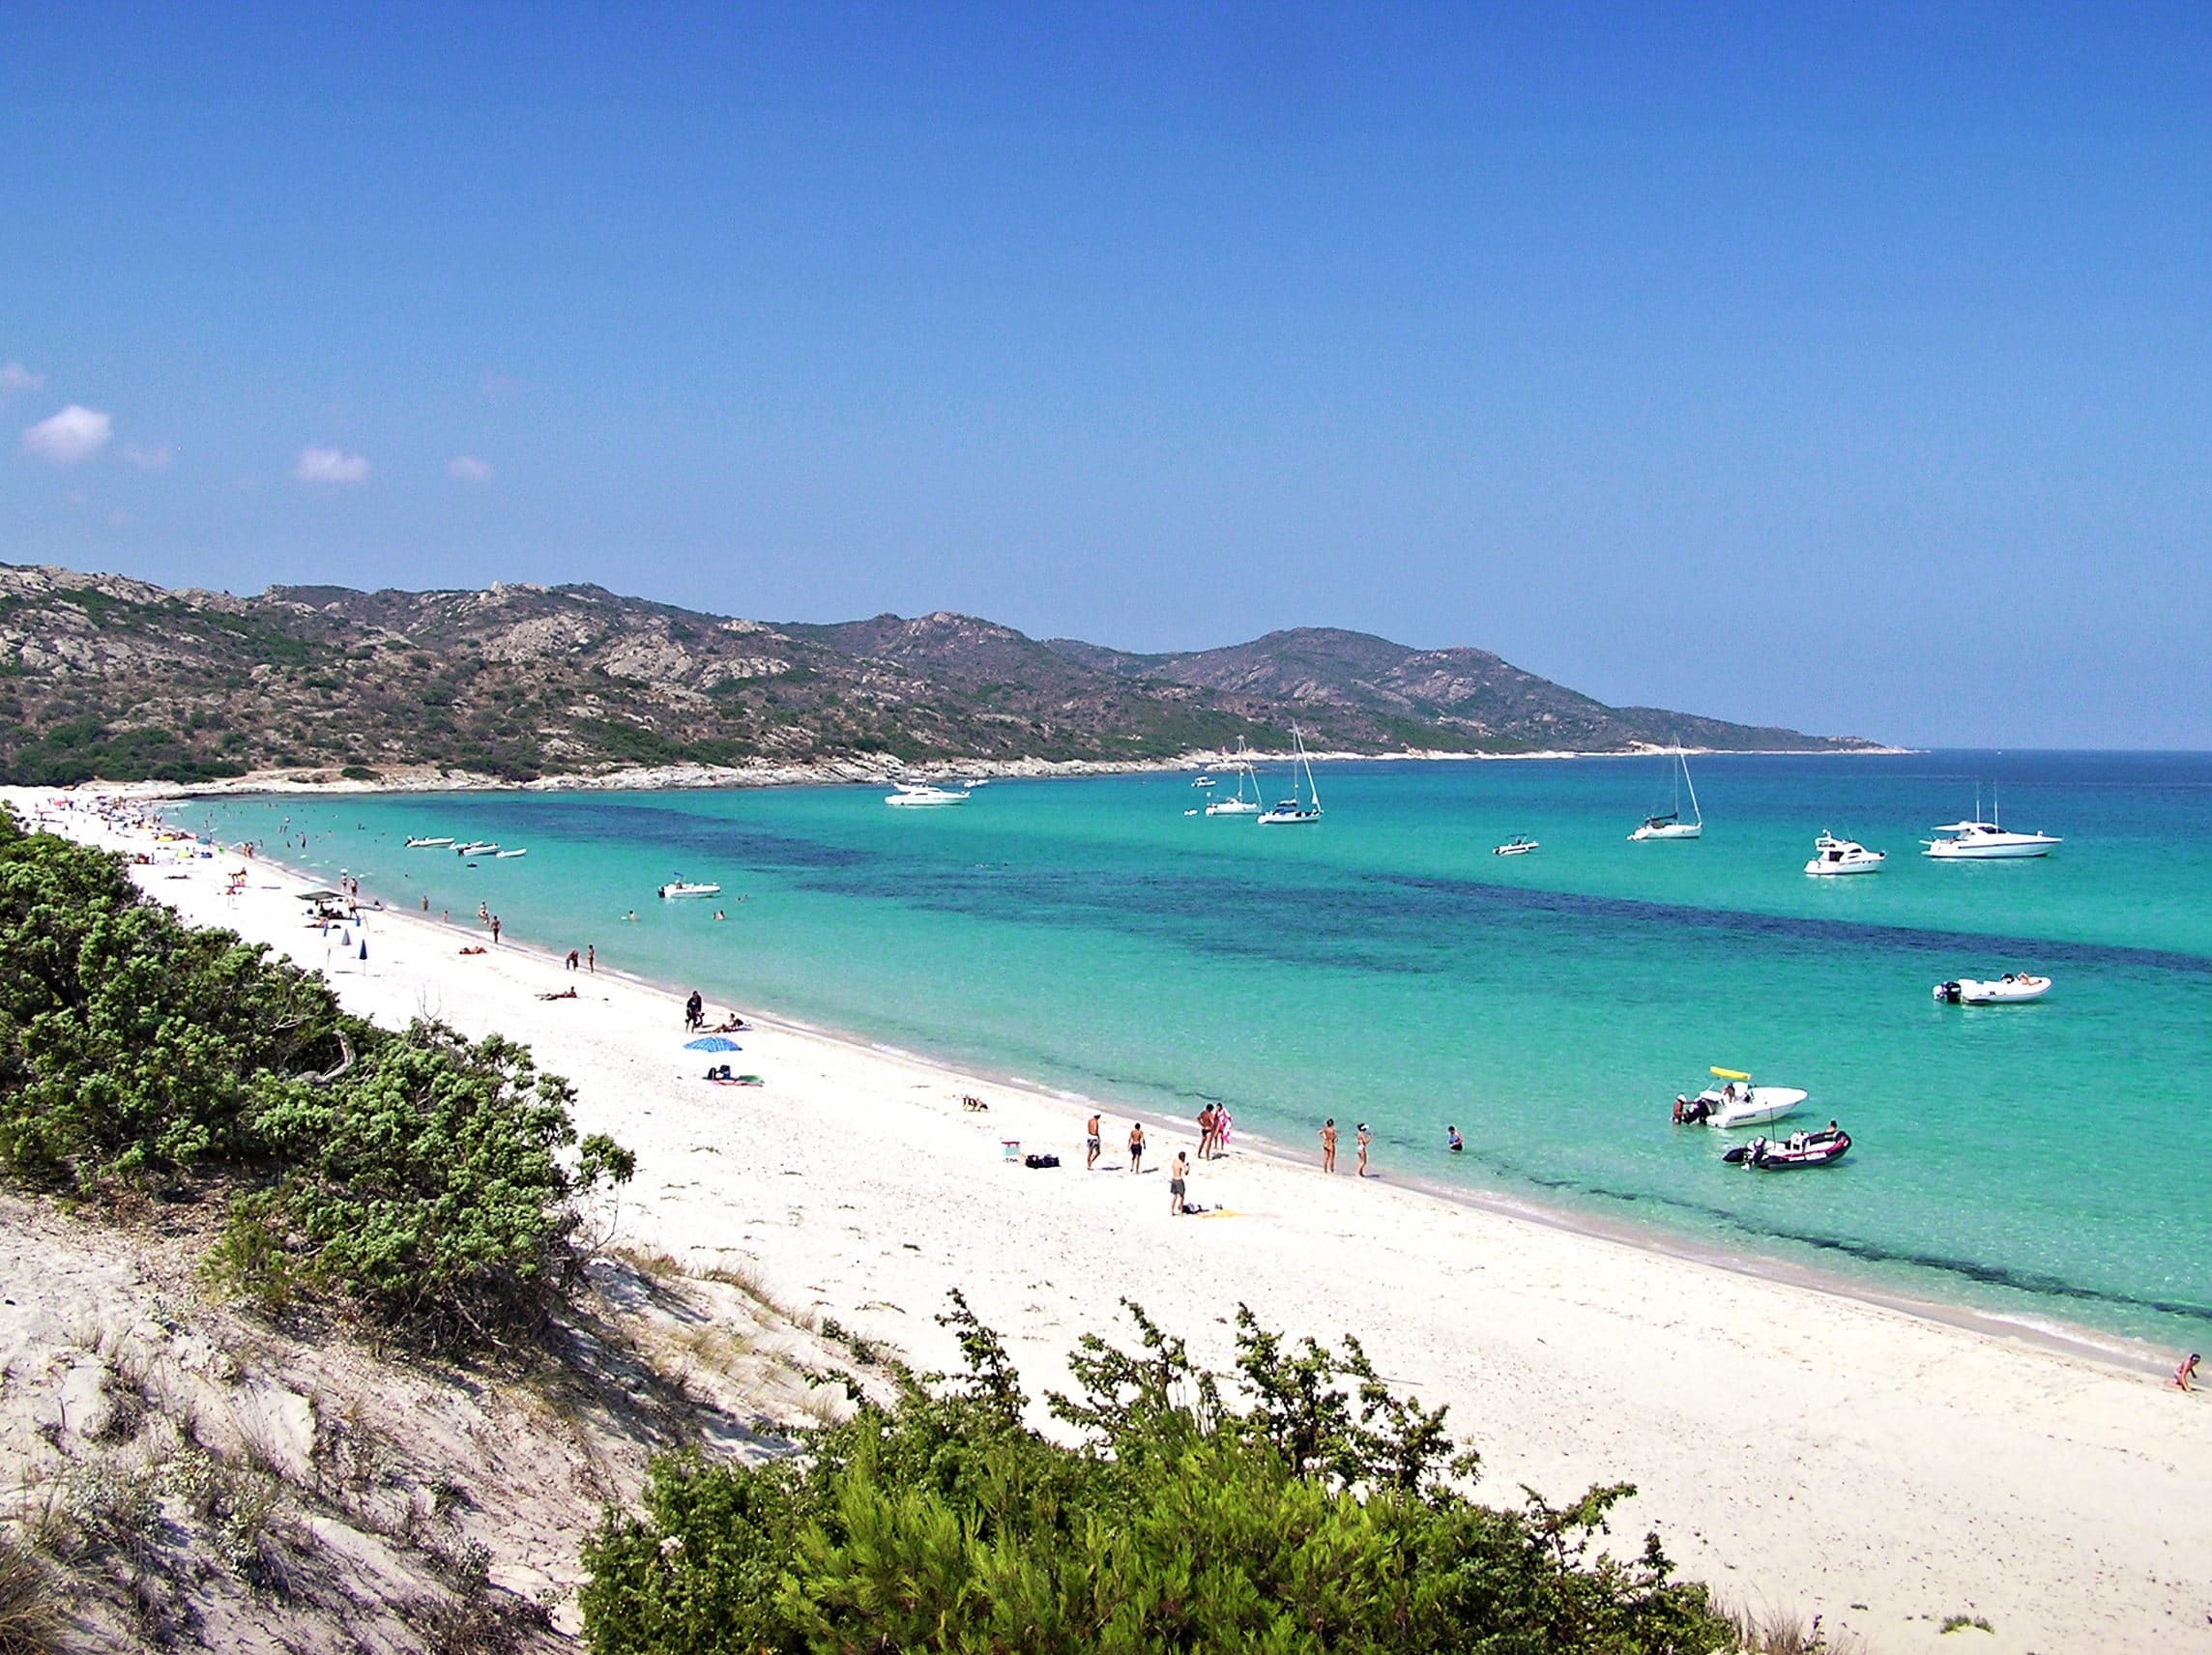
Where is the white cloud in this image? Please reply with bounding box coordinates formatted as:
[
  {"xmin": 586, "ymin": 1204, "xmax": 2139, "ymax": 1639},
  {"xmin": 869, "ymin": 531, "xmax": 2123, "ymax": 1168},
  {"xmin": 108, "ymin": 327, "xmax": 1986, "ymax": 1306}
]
[
  {"xmin": 295, "ymin": 446, "xmax": 369, "ymax": 485},
  {"xmin": 447, "ymin": 454, "xmax": 492, "ymax": 482},
  {"xmin": 0, "ymin": 362, "xmax": 44, "ymax": 399},
  {"xmin": 20, "ymin": 404, "xmax": 112, "ymax": 464},
  {"xmin": 122, "ymin": 444, "xmax": 174, "ymax": 471}
]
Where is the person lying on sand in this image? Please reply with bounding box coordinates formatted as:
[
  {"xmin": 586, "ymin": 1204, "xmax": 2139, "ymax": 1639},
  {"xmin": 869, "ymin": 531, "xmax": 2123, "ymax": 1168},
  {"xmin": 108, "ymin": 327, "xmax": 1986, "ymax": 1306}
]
[
  {"xmin": 536, "ymin": 987, "xmax": 578, "ymax": 1001},
  {"xmin": 458, "ymin": 945, "xmax": 487, "ymax": 956},
  {"xmin": 711, "ymin": 1014, "xmax": 749, "ymax": 1031}
]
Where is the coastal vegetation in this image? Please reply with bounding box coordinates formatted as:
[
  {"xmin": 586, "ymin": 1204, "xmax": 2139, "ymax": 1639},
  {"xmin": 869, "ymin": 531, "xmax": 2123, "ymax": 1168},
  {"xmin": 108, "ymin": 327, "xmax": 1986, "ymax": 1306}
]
[
  {"xmin": 0, "ymin": 810, "xmax": 632, "ymax": 1349},
  {"xmin": 0, "ymin": 563, "xmax": 1874, "ymax": 785},
  {"xmin": 579, "ymin": 1295, "xmax": 1733, "ymax": 1654}
]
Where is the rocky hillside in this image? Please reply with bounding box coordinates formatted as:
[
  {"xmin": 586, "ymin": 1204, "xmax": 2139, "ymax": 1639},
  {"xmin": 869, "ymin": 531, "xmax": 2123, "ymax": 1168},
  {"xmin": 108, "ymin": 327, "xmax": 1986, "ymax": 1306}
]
[{"xmin": 0, "ymin": 564, "xmax": 1877, "ymax": 785}]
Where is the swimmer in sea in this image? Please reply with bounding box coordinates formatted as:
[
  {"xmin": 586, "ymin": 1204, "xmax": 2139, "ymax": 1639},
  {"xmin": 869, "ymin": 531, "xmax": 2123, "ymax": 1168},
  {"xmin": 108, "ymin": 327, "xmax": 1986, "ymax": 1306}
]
[{"xmin": 1446, "ymin": 1124, "xmax": 1463, "ymax": 1153}]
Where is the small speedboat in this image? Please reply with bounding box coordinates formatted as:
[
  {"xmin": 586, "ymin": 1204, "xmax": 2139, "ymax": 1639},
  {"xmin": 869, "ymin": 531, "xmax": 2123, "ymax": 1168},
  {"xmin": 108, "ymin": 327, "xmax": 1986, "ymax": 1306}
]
[
  {"xmin": 405, "ymin": 836, "xmax": 453, "ymax": 849},
  {"xmin": 1674, "ymin": 1067, "xmax": 1808, "ymax": 1130},
  {"xmin": 1724, "ymin": 1125, "xmax": 1850, "ymax": 1169},
  {"xmin": 1805, "ymin": 833, "xmax": 1884, "ymax": 875},
  {"xmin": 1192, "ymin": 774, "xmax": 1217, "ymax": 789},
  {"xmin": 493, "ymin": 848, "xmax": 528, "ymax": 858},
  {"xmin": 1935, "ymin": 973, "xmax": 2052, "ymax": 1004},
  {"xmin": 1492, "ymin": 835, "xmax": 1538, "ymax": 857},
  {"xmin": 659, "ymin": 881, "xmax": 722, "ymax": 899},
  {"xmin": 455, "ymin": 841, "xmax": 498, "ymax": 856},
  {"xmin": 885, "ymin": 784, "xmax": 971, "ymax": 807}
]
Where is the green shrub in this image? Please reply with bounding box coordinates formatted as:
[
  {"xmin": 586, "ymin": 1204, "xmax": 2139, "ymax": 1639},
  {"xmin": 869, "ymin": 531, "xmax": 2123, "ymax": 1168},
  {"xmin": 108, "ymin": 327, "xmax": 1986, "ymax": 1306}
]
[
  {"xmin": 580, "ymin": 1295, "xmax": 1730, "ymax": 1655},
  {"xmin": 0, "ymin": 812, "xmax": 631, "ymax": 1348}
]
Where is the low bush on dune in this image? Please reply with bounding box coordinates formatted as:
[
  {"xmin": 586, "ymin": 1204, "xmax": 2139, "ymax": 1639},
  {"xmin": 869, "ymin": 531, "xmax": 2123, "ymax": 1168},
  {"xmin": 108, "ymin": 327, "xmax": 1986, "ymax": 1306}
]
[
  {"xmin": 580, "ymin": 1294, "xmax": 1733, "ymax": 1655},
  {"xmin": 0, "ymin": 811, "xmax": 632, "ymax": 1350}
]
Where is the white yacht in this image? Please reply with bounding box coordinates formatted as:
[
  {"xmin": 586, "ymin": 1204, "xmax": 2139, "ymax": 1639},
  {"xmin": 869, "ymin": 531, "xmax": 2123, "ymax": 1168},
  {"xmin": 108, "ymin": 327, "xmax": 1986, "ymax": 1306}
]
[
  {"xmin": 1629, "ymin": 746, "xmax": 1703, "ymax": 840},
  {"xmin": 1924, "ymin": 789, "xmax": 2059, "ymax": 859},
  {"xmin": 1804, "ymin": 833, "xmax": 1884, "ymax": 876},
  {"xmin": 1205, "ymin": 740, "xmax": 1265, "ymax": 816},
  {"xmin": 885, "ymin": 783, "xmax": 972, "ymax": 807},
  {"xmin": 1256, "ymin": 726, "xmax": 1323, "ymax": 826},
  {"xmin": 658, "ymin": 881, "xmax": 721, "ymax": 899},
  {"xmin": 404, "ymin": 835, "xmax": 453, "ymax": 849}
]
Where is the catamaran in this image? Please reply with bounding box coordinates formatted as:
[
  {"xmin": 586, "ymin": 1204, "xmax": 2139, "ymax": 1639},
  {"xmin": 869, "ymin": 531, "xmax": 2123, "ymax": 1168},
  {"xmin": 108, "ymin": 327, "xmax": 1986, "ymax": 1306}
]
[
  {"xmin": 1205, "ymin": 740, "xmax": 1266, "ymax": 816},
  {"xmin": 1629, "ymin": 745, "xmax": 1703, "ymax": 840},
  {"xmin": 1256, "ymin": 726, "xmax": 1323, "ymax": 826}
]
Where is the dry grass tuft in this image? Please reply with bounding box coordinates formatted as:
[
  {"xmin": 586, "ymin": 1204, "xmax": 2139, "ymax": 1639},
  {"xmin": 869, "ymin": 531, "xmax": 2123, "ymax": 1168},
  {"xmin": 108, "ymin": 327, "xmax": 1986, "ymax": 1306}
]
[{"xmin": 0, "ymin": 1536, "xmax": 68, "ymax": 1655}]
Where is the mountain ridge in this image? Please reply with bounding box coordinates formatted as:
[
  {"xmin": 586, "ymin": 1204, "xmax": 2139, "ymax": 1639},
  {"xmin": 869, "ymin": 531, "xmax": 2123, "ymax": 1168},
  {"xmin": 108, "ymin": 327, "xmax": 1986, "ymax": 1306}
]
[{"xmin": 0, "ymin": 564, "xmax": 1879, "ymax": 785}]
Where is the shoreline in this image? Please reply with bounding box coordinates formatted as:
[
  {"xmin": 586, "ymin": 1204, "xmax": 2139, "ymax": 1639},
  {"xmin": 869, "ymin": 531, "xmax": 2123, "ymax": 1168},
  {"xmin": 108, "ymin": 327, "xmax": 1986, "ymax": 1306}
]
[
  {"xmin": 21, "ymin": 741, "xmax": 1917, "ymax": 800},
  {"xmin": 135, "ymin": 806, "xmax": 2170, "ymax": 1377},
  {"xmin": 15, "ymin": 788, "xmax": 2212, "ymax": 1652}
]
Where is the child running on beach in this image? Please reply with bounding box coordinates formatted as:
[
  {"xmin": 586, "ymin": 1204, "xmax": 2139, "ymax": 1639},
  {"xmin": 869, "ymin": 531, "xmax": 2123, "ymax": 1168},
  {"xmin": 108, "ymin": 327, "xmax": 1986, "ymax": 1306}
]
[
  {"xmin": 1320, "ymin": 1118, "xmax": 1337, "ymax": 1173},
  {"xmin": 1128, "ymin": 1121, "xmax": 1146, "ymax": 1175},
  {"xmin": 1169, "ymin": 1151, "xmax": 1188, "ymax": 1214}
]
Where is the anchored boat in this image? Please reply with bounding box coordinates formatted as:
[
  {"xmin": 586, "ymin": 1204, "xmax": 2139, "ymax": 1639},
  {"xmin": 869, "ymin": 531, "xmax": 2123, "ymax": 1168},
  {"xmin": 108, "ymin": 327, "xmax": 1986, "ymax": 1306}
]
[
  {"xmin": 1674, "ymin": 1067, "xmax": 1808, "ymax": 1130},
  {"xmin": 1935, "ymin": 973, "xmax": 2051, "ymax": 1004},
  {"xmin": 1805, "ymin": 833, "xmax": 1885, "ymax": 875}
]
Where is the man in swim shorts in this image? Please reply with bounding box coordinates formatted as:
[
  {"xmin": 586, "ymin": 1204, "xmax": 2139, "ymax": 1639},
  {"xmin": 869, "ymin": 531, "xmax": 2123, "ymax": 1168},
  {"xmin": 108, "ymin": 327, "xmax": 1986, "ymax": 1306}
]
[
  {"xmin": 1086, "ymin": 1113, "xmax": 1102, "ymax": 1171},
  {"xmin": 1127, "ymin": 1121, "xmax": 1146, "ymax": 1175},
  {"xmin": 1169, "ymin": 1150, "xmax": 1188, "ymax": 1215}
]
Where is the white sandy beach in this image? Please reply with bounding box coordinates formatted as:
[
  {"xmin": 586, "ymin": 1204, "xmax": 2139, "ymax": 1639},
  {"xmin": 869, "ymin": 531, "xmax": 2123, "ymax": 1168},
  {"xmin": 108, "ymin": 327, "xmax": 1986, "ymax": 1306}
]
[{"xmin": 15, "ymin": 789, "xmax": 2209, "ymax": 1653}]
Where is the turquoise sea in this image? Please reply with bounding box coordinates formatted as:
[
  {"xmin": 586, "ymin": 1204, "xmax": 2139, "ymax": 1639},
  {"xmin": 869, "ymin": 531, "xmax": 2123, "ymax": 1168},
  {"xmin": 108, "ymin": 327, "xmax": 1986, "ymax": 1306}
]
[{"xmin": 174, "ymin": 752, "xmax": 2212, "ymax": 1352}]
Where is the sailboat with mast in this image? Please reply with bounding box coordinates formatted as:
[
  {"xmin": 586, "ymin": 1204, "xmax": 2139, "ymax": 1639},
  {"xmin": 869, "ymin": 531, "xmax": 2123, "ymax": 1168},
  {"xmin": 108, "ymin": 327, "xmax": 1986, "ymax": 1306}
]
[
  {"xmin": 1256, "ymin": 726, "xmax": 1323, "ymax": 826},
  {"xmin": 1628, "ymin": 744, "xmax": 1703, "ymax": 841},
  {"xmin": 1205, "ymin": 740, "xmax": 1266, "ymax": 816}
]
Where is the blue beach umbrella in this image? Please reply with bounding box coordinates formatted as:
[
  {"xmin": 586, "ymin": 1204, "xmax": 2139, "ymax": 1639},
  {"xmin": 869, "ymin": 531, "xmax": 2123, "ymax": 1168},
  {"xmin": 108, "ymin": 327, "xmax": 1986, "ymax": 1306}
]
[{"xmin": 684, "ymin": 1035, "xmax": 742, "ymax": 1052}]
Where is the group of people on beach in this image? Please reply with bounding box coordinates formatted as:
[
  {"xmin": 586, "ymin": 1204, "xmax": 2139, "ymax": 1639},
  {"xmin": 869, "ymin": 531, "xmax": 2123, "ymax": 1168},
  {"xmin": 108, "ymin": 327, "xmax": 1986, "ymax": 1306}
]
[{"xmin": 1317, "ymin": 1118, "xmax": 1374, "ymax": 1176}]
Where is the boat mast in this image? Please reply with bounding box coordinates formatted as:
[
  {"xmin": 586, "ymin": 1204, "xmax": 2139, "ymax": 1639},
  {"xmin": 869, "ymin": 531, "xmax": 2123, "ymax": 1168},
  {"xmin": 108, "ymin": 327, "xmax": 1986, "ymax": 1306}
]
[
  {"xmin": 1300, "ymin": 725, "xmax": 1321, "ymax": 810},
  {"xmin": 1679, "ymin": 743, "xmax": 1701, "ymax": 828}
]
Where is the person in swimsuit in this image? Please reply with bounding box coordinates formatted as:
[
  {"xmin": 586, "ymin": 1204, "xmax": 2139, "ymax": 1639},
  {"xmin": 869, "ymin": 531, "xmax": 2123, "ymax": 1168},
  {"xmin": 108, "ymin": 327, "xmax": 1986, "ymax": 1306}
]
[
  {"xmin": 2179, "ymin": 1352, "xmax": 2201, "ymax": 1392},
  {"xmin": 1320, "ymin": 1118, "xmax": 1337, "ymax": 1173},
  {"xmin": 489, "ymin": 915, "xmax": 501, "ymax": 946},
  {"xmin": 1127, "ymin": 1121, "xmax": 1146, "ymax": 1175},
  {"xmin": 587, "ymin": 944, "xmax": 595, "ymax": 972},
  {"xmin": 1086, "ymin": 1113, "xmax": 1102, "ymax": 1171},
  {"xmin": 1355, "ymin": 1123, "xmax": 1372, "ymax": 1177},
  {"xmin": 1169, "ymin": 1151, "xmax": 1188, "ymax": 1214},
  {"xmin": 1196, "ymin": 1104, "xmax": 1217, "ymax": 1159},
  {"xmin": 1446, "ymin": 1124, "xmax": 1463, "ymax": 1153}
]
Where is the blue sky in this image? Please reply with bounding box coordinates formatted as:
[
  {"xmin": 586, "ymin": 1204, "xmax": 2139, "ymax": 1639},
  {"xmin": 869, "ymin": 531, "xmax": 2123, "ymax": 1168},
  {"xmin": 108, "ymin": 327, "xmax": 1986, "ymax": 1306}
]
[{"xmin": 5, "ymin": 4, "xmax": 2209, "ymax": 746}]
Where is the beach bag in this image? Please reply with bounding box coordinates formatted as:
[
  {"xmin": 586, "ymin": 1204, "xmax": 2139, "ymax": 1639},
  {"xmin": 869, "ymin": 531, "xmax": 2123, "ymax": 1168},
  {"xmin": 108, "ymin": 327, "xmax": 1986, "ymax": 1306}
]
[{"xmin": 1024, "ymin": 1153, "xmax": 1061, "ymax": 1169}]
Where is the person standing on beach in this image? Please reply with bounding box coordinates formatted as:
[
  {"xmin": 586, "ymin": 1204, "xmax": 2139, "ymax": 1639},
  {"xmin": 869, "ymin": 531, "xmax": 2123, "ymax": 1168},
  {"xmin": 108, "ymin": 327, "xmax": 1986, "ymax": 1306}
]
[
  {"xmin": 587, "ymin": 944, "xmax": 596, "ymax": 972},
  {"xmin": 1086, "ymin": 1113, "xmax": 1102, "ymax": 1171},
  {"xmin": 1128, "ymin": 1121, "xmax": 1146, "ymax": 1175},
  {"xmin": 490, "ymin": 915, "xmax": 502, "ymax": 946},
  {"xmin": 1196, "ymin": 1104, "xmax": 1217, "ymax": 1159},
  {"xmin": 684, "ymin": 989, "xmax": 704, "ymax": 1031},
  {"xmin": 1320, "ymin": 1118, "xmax": 1338, "ymax": 1173},
  {"xmin": 1355, "ymin": 1123, "xmax": 1372, "ymax": 1177},
  {"xmin": 1169, "ymin": 1150, "xmax": 1188, "ymax": 1215}
]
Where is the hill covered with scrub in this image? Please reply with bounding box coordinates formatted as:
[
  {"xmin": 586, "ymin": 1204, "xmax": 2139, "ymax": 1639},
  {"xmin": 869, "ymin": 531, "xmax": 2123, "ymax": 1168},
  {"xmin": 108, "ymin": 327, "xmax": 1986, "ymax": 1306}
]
[{"xmin": 0, "ymin": 563, "xmax": 1877, "ymax": 785}]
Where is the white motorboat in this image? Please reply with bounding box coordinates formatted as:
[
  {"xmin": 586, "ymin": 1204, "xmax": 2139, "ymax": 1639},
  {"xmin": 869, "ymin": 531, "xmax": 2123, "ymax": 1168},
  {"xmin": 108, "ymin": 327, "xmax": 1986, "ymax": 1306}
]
[
  {"xmin": 1191, "ymin": 773, "xmax": 1216, "ymax": 789},
  {"xmin": 1804, "ymin": 833, "xmax": 1884, "ymax": 876},
  {"xmin": 959, "ymin": 777, "xmax": 991, "ymax": 788},
  {"xmin": 885, "ymin": 784, "xmax": 972, "ymax": 807},
  {"xmin": 1629, "ymin": 745, "xmax": 1703, "ymax": 840},
  {"xmin": 1674, "ymin": 1067, "xmax": 1808, "ymax": 1130},
  {"xmin": 404, "ymin": 836, "xmax": 453, "ymax": 849},
  {"xmin": 658, "ymin": 881, "xmax": 721, "ymax": 899},
  {"xmin": 1205, "ymin": 740, "xmax": 1265, "ymax": 816},
  {"xmin": 1492, "ymin": 835, "xmax": 1538, "ymax": 857},
  {"xmin": 454, "ymin": 841, "xmax": 498, "ymax": 856},
  {"xmin": 1923, "ymin": 787, "xmax": 2059, "ymax": 859},
  {"xmin": 1256, "ymin": 726, "xmax": 1323, "ymax": 826},
  {"xmin": 1935, "ymin": 973, "xmax": 2052, "ymax": 1004},
  {"xmin": 493, "ymin": 847, "xmax": 528, "ymax": 858}
]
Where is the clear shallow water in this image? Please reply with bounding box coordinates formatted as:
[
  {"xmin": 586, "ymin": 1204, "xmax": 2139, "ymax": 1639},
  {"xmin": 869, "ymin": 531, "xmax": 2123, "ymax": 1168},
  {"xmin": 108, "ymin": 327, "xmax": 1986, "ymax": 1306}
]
[{"xmin": 175, "ymin": 752, "xmax": 2212, "ymax": 1351}]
